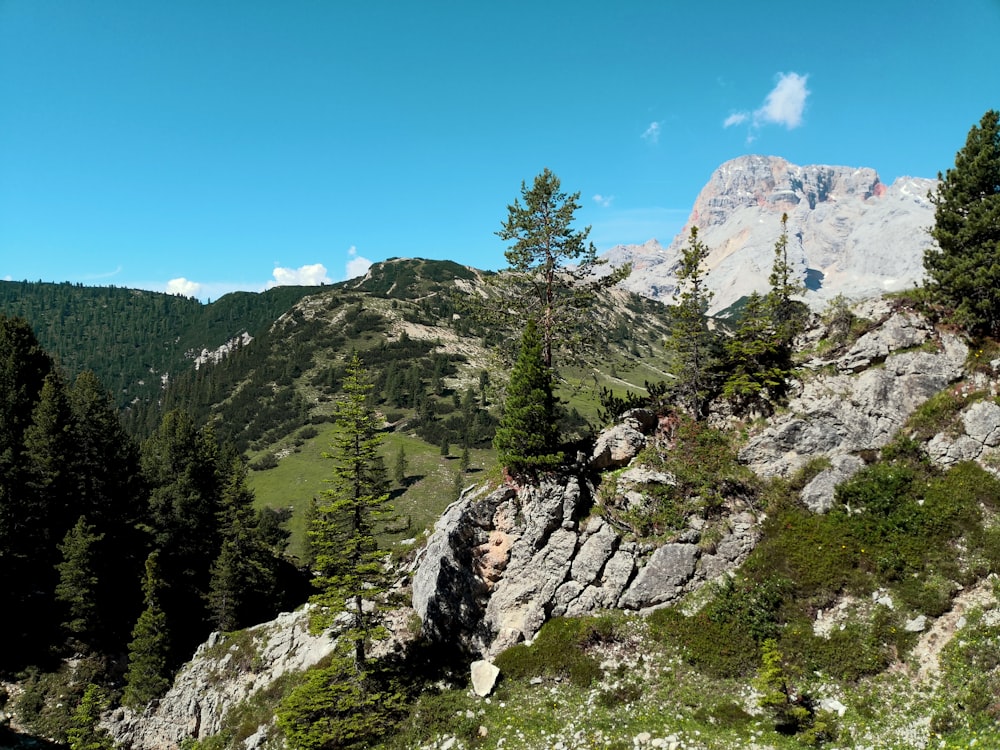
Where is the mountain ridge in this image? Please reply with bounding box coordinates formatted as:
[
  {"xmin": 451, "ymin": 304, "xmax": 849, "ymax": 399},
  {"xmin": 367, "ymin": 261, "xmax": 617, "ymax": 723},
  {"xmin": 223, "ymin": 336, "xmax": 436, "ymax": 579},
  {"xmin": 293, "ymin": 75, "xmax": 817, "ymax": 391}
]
[{"xmin": 603, "ymin": 155, "xmax": 937, "ymax": 313}]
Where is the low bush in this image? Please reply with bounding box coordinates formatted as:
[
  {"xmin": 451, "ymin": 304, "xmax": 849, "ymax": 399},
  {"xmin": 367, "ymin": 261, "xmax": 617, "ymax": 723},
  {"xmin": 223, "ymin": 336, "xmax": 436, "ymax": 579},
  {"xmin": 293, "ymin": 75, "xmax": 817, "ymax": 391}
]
[{"xmin": 493, "ymin": 616, "xmax": 617, "ymax": 688}]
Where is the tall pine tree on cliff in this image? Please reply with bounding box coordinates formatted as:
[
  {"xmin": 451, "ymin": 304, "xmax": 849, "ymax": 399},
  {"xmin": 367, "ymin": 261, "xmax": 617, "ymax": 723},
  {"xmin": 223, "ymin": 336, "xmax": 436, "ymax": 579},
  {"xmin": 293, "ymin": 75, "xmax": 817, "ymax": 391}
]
[
  {"xmin": 493, "ymin": 319, "xmax": 562, "ymax": 475},
  {"xmin": 923, "ymin": 109, "xmax": 1000, "ymax": 335}
]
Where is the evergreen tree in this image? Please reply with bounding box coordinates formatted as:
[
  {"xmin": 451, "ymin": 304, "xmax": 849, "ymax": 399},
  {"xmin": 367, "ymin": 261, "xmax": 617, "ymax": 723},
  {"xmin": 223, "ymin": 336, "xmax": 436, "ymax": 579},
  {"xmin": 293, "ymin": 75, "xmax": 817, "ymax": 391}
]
[
  {"xmin": 55, "ymin": 516, "xmax": 105, "ymax": 650},
  {"xmin": 308, "ymin": 354, "xmax": 393, "ymax": 666},
  {"xmin": 666, "ymin": 227, "xmax": 720, "ymax": 418},
  {"xmin": 68, "ymin": 371, "xmax": 147, "ymax": 648},
  {"xmin": 276, "ymin": 655, "xmax": 405, "ymax": 750},
  {"xmin": 391, "ymin": 445, "xmax": 407, "ymax": 487},
  {"xmin": 721, "ymin": 292, "xmax": 786, "ymax": 411},
  {"xmin": 923, "ymin": 109, "xmax": 1000, "ymax": 335},
  {"xmin": 66, "ymin": 684, "xmax": 114, "ymax": 750},
  {"xmin": 141, "ymin": 410, "xmax": 225, "ymax": 653},
  {"xmin": 207, "ymin": 457, "xmax": 279, "ymax": 632},
  {"xmin": 123, "ymin": 552, "xmax": 172, "ymax": 709},
  {"xmin": 495, "ymin": 168, "xmax": 630, "ymax": 368},
  {"xmin": 767, "ymin": 213, "xmax": 807, "ymax": 344},
  {"xmin": 492, "ymin": 319, "xmax": 562, "ymax": 474}
]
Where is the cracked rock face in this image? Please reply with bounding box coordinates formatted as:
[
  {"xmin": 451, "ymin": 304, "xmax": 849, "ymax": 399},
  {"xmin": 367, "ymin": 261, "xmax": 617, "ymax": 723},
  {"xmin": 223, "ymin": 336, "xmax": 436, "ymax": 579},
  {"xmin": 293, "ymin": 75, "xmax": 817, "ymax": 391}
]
[
  {"xmin": 927, "ymin": 399, "xmax": 1000, "ymax": 468},
  {"xmin": 103, "ymin": 608, "xmax": 338, "ymax": 750},
  {"xmin": 412, "ymin": 468, "xmax": 760, "ymax": 658},
  {"xmin": 741, "ymin": 324, "xmax": 968, "ymax": 478}
]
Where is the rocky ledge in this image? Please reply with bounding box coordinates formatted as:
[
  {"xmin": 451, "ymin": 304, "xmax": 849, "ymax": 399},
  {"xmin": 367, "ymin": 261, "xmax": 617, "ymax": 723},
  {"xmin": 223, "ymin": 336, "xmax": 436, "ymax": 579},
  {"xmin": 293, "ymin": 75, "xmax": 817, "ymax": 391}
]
[{"xmin": 412, "ymin": 414, "xmax": 759, "ymax": 659}]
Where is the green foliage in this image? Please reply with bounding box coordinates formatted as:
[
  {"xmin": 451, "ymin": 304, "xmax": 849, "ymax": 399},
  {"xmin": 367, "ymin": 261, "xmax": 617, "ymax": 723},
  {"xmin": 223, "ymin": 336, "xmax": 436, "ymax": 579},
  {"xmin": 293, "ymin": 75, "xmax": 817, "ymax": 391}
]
[
  {"xmin": 493, "ymin": 616, "xmax": 617, "ymax": 688},
  {"xmin": 66, "ymin": 684, "xmax": 114, "ymax": 750},
  {"xmin": 493, "ymin": 319, "xmax": 563, "ymax": 475},
  {"xmin": 899, "ymin": 386, "xmax": 981, "ymax": 442},
  {"xmin": 495, "ymin": 168, "xmax": 629, "ymax": 369},
  {"xmin": 721, "ymin": 292, "xmax": 788, "ymax": 410},
  {"xmin": 308, "ymin": 354, "xmax": 394, "ymax": 665},
  {"xmin": 923, "ymin": 110, "xmax": 1000, "ymax": 335},
  {"xmin": 666, "ymin": 227, "xmax": 720, "ymax": 417},
  {"xmin": 123, "ymin": 552, "xmax": 172, "ymax": 710},
  {"xmin": 610, "ymin": 416, "xmax": 759, "ymax": 538},
  {"xmin": 208, "ymin": 458, "xmax": 283, "ymax": 632},
  {"xmin": 648, "ymin": 576, "xmax": 786, "ymax": 678},
  {"xmin": 55, "ymin": 516, "xmax": 105, "ymax": 649},
  {"xmin": 13, "ymin": 657, "xmax": 107, "ymax": 744},
  {"xmin": 276, "ymin": 656, "xmax": 406, "ymax": 750}
]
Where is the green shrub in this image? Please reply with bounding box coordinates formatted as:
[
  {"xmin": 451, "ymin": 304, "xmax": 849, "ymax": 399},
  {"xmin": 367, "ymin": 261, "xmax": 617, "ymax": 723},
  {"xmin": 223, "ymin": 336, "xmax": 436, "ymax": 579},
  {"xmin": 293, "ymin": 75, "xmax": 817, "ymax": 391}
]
[{"xmin": 492, "ymin": 616, "xmax": 617, "ymax": 688}]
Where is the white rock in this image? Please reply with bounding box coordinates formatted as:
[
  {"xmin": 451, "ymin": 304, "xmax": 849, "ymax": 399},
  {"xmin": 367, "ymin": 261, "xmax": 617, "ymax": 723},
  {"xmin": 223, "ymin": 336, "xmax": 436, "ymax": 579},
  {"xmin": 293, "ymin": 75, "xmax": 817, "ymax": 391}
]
[{"xmin": 470, "ymin": 660, "xmax": 500, "ymax": 697}]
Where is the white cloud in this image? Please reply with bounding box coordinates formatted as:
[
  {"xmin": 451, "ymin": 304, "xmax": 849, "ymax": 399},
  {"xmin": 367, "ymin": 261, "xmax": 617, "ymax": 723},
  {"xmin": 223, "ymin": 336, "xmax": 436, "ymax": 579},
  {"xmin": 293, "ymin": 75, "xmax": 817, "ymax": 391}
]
[
  {"xmin": 592, "ymin": 194, "xmax": 615, "ymax": 208},
  {"xmin": 268, "ymin": 263, "xmax": 332, "ymax": 288},
  {"xmin": 345, "ymin": 246, "xmax": 372, "ymax": 279},
  {"xmin": 723, "ymin": 112, "xmax": 749, "ymax": 128},
  {"xmin": 166, "ymin": 277, "xmax": 203, "ymax": 298},
  {"xmin": 641, "ymin": 121, "xmax": 661, "ymax": 144},
  {"xmin": 753, "ymin": 72, "xmax": 810, "ymax": 129}
]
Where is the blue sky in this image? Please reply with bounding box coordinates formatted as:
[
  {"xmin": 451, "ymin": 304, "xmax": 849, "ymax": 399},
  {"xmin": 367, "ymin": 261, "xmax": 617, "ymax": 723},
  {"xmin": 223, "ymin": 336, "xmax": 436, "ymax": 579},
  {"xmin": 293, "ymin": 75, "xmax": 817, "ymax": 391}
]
[{"xmin": 2, "ymin": 1, "xmax": 998, "ymax": 301}]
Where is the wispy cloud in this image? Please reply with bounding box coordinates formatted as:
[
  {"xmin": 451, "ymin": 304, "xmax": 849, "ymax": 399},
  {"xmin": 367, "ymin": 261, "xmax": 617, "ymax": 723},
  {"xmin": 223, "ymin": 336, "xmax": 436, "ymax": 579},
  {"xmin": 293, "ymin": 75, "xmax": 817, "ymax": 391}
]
[
  {"xmin": 724, "ymin": 72, "xmax": 810, "ymax": 140},
  {"xmin": 592, "ymin": 194, "xmax": 615, "ymax": 208},
  {"xmin": 77, "ymin": 265, "xmax": 124, "ymax": 281},
  {"xmin": 345, "ymin": 246, "xmax": 372, "ymax": 279},
  {"xmin": 268, "ymin": 263, "xmax": 333, "ymax": 288},
  {"xmin": 641, "ymin": 121, "xmax": 662, "ymax": 144},
  {"xmin": 723, "ymin": 112, "xmax": 748, "ymax": 128},
  {"xmin": 166, "ymin": 277, "xmax": 203, "ymax": 298}
]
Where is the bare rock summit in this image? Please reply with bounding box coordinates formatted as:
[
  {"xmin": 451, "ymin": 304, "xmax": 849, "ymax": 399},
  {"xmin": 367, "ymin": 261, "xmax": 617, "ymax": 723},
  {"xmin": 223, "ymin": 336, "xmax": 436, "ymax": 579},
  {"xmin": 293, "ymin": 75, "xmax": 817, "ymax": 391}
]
[{"xmin": 604, "ymin": 155, "xmax": 936, "ymax": 313}]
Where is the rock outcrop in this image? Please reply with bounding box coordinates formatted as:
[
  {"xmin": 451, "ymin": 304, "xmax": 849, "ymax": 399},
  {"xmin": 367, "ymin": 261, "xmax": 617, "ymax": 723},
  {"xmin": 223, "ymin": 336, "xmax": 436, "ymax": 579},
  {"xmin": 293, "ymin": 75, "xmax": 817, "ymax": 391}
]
[
  {"xmin": 602, "ymin": 155, "xmax": 936, "ymax": 313},
  {"xmin": 104, "ymin": 608, "xmax": 337, "ymax": 750},
  {"xmin": 413, "ymin": 451, "xmax": 760, "ymax": 658},
  {"xmin": 740, "ymin": 301, "xmax": 969, "ymax": 490}
]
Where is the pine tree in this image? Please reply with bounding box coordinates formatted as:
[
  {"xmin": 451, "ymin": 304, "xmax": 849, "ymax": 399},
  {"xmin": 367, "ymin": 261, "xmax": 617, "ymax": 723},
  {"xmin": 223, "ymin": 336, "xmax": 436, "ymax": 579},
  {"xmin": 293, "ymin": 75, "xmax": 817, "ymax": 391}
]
[
  {"xmin": 767, "ymin": 213, "xmax": 807, "ymax": 344},
  {"xmin": 308, "ymin": 354, "xmax": 393, "ymax": 666},
  {"xmin": 667, "ymin": 227, "xmax": 720, "ymax": 418},
  {"xmin": 276, "ymin": 655, "xmax": 405, "ymax": 750},
  {"xmin": 492, "ymin": 319, "xmax": 562, "ymax": 474},
  {"xmin": 66, "ymin": 684, "xmax": 114, "ymax": 750},
  {"xmin": 55, "ymin": 516, "xmax": 105, "ymax": 650},
  {"xmin": 123, "ymin": 552, "xmax": 172, "ymax": 709},
  {"xmin": 923, "ymin": 109, "xmax": 1000, "ymax": 335},
  {"xmin": 495, "ymin": 168, "xmax": 630, "ymax": 368},
  {"xmin": 392, "ymin": 445, "xmax": 407, "ymax": 487},
  {"xmin": 207, "ymin": 458, "xmax": 279, "ymax": 632},
  {"xmin": 722, "ymin": 292, "xmax": 786, "ymax": 410}
]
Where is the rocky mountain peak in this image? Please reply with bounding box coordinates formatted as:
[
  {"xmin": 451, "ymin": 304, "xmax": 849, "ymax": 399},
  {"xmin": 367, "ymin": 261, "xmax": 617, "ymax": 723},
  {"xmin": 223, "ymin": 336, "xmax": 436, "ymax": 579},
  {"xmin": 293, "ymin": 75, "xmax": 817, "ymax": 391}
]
[{"xmin": 604, "ymin": 155, "xmax": 937, "ymax": 313}]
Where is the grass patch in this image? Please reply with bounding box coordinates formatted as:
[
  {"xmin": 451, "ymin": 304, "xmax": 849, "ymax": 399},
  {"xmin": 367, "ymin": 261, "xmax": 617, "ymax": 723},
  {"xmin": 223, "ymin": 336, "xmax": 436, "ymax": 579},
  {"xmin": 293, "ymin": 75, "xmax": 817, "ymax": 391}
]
[{"xmin": 250, "ymin": 426, "xmax": 496, "ymax": 561}]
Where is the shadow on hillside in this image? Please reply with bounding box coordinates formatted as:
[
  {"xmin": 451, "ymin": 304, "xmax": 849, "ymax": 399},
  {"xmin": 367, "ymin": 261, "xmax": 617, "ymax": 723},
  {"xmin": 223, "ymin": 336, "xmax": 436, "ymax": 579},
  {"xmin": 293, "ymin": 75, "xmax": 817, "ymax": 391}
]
[{"xmin": 0, "ymin": 727, "xmax": 64, "ymax": 749}]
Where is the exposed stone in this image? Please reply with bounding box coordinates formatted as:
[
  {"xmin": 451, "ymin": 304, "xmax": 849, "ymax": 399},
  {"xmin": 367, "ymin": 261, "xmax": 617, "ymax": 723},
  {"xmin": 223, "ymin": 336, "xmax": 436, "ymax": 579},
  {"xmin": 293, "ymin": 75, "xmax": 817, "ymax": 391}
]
[
  {"xmin": 741, "ymin": 329, "xmax": 967, "ymax": 477},
  {"xmin": 619, "ymin": 543, "xmax": 699, "ymax": 610},
  {"xmin": 602, "ymin": 156, "xmax": 936, "ymax": 313},
  {"xmin": 591, "ymin": 422, "xmax": 648, "ymax": 470},
  {"xmin": 962, "ymin": 400, "xmax": 1000, "ymax": 447},
  {"xmin": 103, "ymin": 607, "xmax": 339, "ymax": 750},
  {"xmin": 905, "ymin": 615, "xmax": 928, "ymax": 633},
  {"xmin": 470, "ymin": 660, "xmax": 500, "ymax": 697},
  {"xmin": 570, "ymin": 522, "xmax": 619, "ymax": 584},
  {"xmin": 800, "ymin": 454, "xmax": 865, "ymax": 513},
  {"xmin": 836, "ymin": 311, "xmax": 933, "ymax": 373}
]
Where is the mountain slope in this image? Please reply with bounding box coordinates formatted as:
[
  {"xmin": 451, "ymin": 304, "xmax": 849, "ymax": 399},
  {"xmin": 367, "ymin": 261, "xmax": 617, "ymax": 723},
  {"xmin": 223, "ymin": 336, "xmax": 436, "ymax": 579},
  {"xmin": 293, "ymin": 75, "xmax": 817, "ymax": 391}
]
[{"xmin": 603, "ymin": 155, "xmax": 937, "ymax": 313}]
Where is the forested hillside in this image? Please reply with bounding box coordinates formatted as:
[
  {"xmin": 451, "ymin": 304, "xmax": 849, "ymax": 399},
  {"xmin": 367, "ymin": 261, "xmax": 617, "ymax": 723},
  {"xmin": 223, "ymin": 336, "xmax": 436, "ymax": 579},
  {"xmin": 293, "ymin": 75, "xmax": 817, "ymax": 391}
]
[{"xmin": 0, "ymin": 280, "xmax": 320, "ymax": 433}]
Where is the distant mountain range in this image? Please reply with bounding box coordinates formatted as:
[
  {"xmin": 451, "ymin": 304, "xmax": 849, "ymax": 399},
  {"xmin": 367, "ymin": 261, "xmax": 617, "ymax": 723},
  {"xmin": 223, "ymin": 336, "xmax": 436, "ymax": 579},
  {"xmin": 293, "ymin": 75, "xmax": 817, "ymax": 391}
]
[{"xmin": 601, "ymin": 155, "xmax": 937, "ymax": 313}]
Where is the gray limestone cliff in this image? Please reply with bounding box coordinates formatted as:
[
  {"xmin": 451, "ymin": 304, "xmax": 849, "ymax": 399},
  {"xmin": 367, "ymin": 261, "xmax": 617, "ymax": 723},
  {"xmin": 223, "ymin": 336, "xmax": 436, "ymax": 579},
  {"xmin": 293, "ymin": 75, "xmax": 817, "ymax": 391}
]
[{"xmin": 603, "ymin": 155, "xmax": 937, "ymax": 313}]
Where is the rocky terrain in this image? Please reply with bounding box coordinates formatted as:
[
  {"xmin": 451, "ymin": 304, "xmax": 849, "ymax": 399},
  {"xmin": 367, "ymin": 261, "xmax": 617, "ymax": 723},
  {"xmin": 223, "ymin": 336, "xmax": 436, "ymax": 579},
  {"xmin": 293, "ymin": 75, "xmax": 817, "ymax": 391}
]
[
  {"xmin": 603, "ymin": 155, "xmax": 937, "ymax": 313},
  {"xmin": 95, "ymin": 296, "xmax": 1000, "ymax": 750}
]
